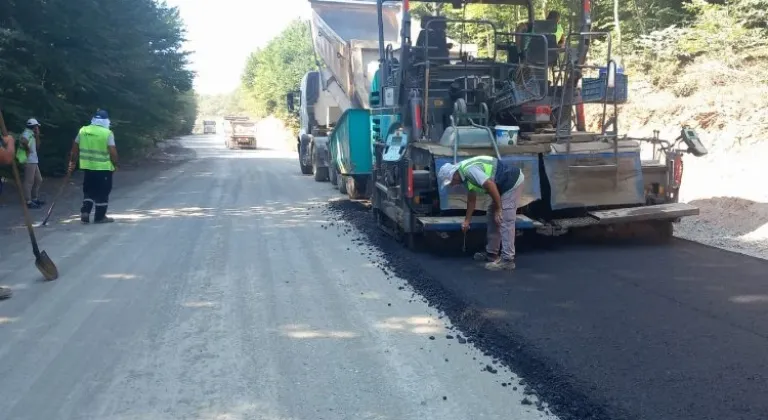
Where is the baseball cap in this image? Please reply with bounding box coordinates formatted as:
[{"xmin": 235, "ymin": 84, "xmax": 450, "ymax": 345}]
[
  {"xmin": 438, "ymin": 162, "xmax": 459, "ymax": 188},
  {"xmin": 26, "ymin": 118, "xmax": 40, "ymax": 127},
  {"xmin": 94, "ymin": 109, "xmax": 109, "ymax": 119}
]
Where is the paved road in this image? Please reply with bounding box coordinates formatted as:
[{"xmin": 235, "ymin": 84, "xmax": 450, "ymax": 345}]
[{"xmin": 0, "ymin": 136, "xmax": 554, "ymax": 420}]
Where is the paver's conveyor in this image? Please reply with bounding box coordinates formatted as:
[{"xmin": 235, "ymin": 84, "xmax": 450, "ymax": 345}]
[{"xmin": 309, "ymin": 0, "xmax": 400, "ymax": 109}]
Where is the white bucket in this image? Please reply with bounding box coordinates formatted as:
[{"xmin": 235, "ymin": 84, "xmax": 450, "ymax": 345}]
[{"xmin": 494, "ymin": 125, "xmax": 520, "ymax": 145}]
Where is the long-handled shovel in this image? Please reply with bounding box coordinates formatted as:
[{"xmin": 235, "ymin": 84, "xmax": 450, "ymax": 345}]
[
  {"xmin": 0, "ymin": 108, "xmax": 59, "ymax": 281},
  {"xmin": 41, "ymin": 163, "xmax": 73, "ymax": 227}
]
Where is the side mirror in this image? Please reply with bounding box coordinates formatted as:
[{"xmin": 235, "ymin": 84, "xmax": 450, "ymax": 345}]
[{"xmin": 286, "ymin": 93, "xmax": 295, "ymax": 113}]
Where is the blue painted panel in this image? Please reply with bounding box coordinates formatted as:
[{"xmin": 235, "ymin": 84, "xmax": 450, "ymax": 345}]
[
  {"xmin": 331, "ymin": 109, "xmax": 373, "ymax": 176},
  {"xmin": 434, "ymin": 154, "xmax": 541, "ymax": 211}
]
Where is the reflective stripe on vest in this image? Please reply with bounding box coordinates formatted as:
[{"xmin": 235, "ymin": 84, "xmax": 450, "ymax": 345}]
[
  {"xmin": 78, "ymin": 125, "xmax": 114, "ymax": 171},
  {"xmin": 457, "ymin": 156, "xmax": 496, "ymax": 193}
]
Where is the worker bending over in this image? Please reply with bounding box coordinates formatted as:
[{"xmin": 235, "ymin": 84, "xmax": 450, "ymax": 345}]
[
  {"xmin": 438, "ymin": 156, "xmax": 524, "ymax": 271},
  {"xmin": 68, "ymin": 110, "xmax": 119, "ymax": 224}
]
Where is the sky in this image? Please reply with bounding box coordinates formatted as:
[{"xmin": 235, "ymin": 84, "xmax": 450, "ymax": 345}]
[{"xmin": 166, "ymin": 0, "xmax": 312, "ymax": 95}]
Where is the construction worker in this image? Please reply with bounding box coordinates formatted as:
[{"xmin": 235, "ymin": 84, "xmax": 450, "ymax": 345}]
[
  {"xmin": 18, "ymin": 119, "xmax": 45, "ymax": 209},
  {"xmin": 546, "ymin": 11, "xmax": 565, "ymax": 47},
  {"xmin": 0, "ymin": 130, "xmax": 15, "ymax": 299},
  {"xmin": 68, "ymin": 110, "xmax": 118, "ymax": 224},
  {"xmin": 438, "ymin": 156, "xmax": 525, "ymax": 271}
]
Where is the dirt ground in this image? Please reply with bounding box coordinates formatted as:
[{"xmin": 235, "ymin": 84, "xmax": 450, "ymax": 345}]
[
  {"xmin": 587, "ymin": 64, "xmax": 768, "ymax": 261},
  {"xmin": 0, "ymin": 138, "xmax": 196, "ymax": 235}
]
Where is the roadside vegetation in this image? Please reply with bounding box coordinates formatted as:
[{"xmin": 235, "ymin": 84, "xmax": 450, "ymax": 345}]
[
  {"xmin": 196, "ymin": 0, "xmax": 766, "ymax": 149},
  {"xmin": 0, "ymin": 0, "xmax": 197, "ymax": 175}
]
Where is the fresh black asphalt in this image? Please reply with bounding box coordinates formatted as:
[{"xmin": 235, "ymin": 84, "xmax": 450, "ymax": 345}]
[{"xmin": 327, "ymin": 199, "xmax": 768, "ymax": 420}]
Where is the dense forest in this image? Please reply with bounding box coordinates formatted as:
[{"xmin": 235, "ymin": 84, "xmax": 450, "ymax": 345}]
[
  {"xmin": 199, "ymin": 0, "xmax": 766, "ymax": 132},
  {"xmin": 0, "ymin": 0, "xmax": 197, "ymax": 175}
]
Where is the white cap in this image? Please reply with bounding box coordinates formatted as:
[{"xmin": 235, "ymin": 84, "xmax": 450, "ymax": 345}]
[
  {"xmin": 26, "ymin": 118, "xmax": 40, "ymax": 127},
  {"xmin": 438, "ymin": 162, "xmax": 459, "ymax": 188}
]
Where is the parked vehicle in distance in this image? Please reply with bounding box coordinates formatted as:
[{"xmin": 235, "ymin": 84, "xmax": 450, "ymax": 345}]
[{"xmin": 203, "ymin": 120, "xmax": 216, "ymax": 134}]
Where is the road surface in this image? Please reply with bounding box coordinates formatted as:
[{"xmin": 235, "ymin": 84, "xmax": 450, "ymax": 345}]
[
  {"xmin": 3, "ymin": 134, "xmax": 768, "ymax": 420},
  {"xmin": 0, "ymin": 135, "xmax": 554, "ymax": 420}
]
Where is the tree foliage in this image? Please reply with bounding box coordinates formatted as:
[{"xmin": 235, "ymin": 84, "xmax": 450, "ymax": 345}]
[
  {"xmin": 237, "ymin": 0, "xmax": 767, "ymax": 125},
  {"xmin": 197, "ymin": 89, "xmax": 252, "ymax": 119},
  {"xmin": 0, "ymin": 0, "xmax": 197, "ymax": 174},
  {"xmin": 240, "ymin": 19, "xmax": 315, "ymax": 128}
]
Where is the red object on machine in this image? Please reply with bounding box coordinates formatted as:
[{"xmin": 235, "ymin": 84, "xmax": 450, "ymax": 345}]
[
  {"xmin": 414, "ymin": 104, "xmax": 422, "ymax": 131},
  {"xmin": 406, "ymin": 166, "xmax": 414, "ymax": 198},
  {"xmin": 576, "ymin": 103, "xmax": 586, "ymax": 130}
]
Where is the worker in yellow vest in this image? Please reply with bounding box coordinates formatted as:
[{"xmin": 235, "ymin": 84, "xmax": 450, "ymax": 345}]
[
  {"xmin": 546, "ymin": 11, "xmax": 565, "ymax": 47},
  {"xmin": 18, "ymin": 119, "xmax": 45, "ymax": 209},
  {"xmin": 68, "ymin": 110, "xmax": 119, "ymax": 224},
  {"xmin": 438, "ymin": 156, "xmax": 525, "ymax": 271}
]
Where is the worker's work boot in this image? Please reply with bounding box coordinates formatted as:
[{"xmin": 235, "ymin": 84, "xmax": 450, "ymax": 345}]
[
  {"xmin": 80, "ymin": 213, "xmax": 90, "ymax": 224},
  {"xmin": 485, "ymin": 258, "xmax": 515, "ymax": 271},
  {"xmin": 473, "ymin": 251, "xmax": 498, "ymax": 262},
  {"xmin": 94, "ymin": 217, "xmax": 114, "ymax": 224}
]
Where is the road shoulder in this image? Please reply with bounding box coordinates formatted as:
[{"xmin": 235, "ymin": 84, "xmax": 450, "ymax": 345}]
[{"xmin": 0, "ymin": 138, "xmax": 196, "ymax": 234}]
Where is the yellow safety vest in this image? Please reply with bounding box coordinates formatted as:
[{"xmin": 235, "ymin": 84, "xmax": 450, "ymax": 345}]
[
  {"xmin": 78, "ymin": 125, "xmax": 114, "ymax": 171},
  {"xmin": 15, "ymin": 129, "xmax": 34, "ymax": 164},
  {"xmin": 457, "ymin": 156, "xmax": 496, "ymax": 193}
]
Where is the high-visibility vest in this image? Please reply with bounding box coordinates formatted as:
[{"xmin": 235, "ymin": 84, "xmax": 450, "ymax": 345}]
[
  {"xmin": 457, "ymin": 156, "xmax": 496, "ymax": 193},
  {"xmin": 78, "ymin": 125, "xmax": 114, "ymax": 171},
  {"xmin": 15, "ymin": 129, "xmax": 34, "ymax": 164}
]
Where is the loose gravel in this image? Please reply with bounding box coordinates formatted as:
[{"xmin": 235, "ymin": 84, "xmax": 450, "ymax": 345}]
[{"xmin": 322, "ymin": 199, "xmax": 613, "ymax": 420}]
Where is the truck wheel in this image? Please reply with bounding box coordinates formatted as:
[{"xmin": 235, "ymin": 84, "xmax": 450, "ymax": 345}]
[
  {"xmin": 313, "ymin": 164, "xmax": 329, "ymax": 182},
  {"xmin": 329, "ymin": 165, "xmax": 338, "ymax": 186},
  {"xmin": 300, "ymin": 162, "xmax": 313, "ymax": 175},
  {"xmin": 338, "ymin": 175, "xmax": 348, "ymax": 194},
  {"xmin": 346, "ymin": 176, "xmax": 368, "ymax": 200}
]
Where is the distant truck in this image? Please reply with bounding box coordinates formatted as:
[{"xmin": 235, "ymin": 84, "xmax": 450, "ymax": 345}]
[
  {"xmin": 203, "ymin": 120, "xmax": 216, "ymax": 134},
  {"xmin": 223, "ymin": 116, "xmax": 257, "ymax": 149}
]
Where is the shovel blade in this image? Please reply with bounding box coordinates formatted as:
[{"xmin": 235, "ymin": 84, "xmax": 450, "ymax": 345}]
[{"xmin": 35, "ymin": 251, "xmax": 59, "ymax": 281}]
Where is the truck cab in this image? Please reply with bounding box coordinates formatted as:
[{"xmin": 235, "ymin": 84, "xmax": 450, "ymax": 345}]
[
  {"xmin": 287, "ymin": 71, "xmax": 342, "ymax": 182},
  {"xmin": 202, "ymin": 120, "xmax": 216, "ymax": 135}
]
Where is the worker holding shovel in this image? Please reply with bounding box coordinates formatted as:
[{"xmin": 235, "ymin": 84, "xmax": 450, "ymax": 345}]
[
  {"xmin": 0, "ymin": 133, "xmax": 16, "ymax": 298},
  {"xmin": 438, "ymin": 156, "xmax": 525, "ymax": 271}
]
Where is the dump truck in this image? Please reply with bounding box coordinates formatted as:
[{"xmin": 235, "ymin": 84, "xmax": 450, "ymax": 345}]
[
  {"xmin": 223, "ymin": 116, "xmax": 257, "ymax": 150},
  {"xmin": 361, "ymin": 0, "xmax": 707, "ymax": 248},
  {"xmin": 288, "ymin": 0, "xmax": 476, "ymax": 196},
  {"xmin": 287, "ymin": 0, "xmax": 401, "ymax": 186},
  {"xmin": 203, "ymin": 120, "xmax": 216, "ymax": 134}
]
